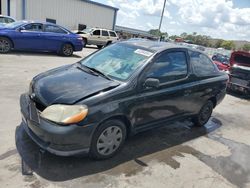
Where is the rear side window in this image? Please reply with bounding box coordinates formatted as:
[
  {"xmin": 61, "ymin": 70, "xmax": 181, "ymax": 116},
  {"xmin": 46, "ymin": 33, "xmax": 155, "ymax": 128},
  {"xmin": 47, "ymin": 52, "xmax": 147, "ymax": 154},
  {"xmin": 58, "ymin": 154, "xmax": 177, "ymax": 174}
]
[
  {"xmin": 189, "ymin": 51, "xmax": 217, "ymax": 76},
  {"xmin": 102, "ymin": 30, "xmax": 109, "ymax": 36},
  {"xmin": 93, "ymin": 30, "xmax": 100, "ymax": 36},
  {"xmin": 146, "ymin": 51, "xmax": 188, "ymax": 83},
  {"xmin": 44, "ymin": 25, "xmax": 67, "ymax": 34},
  {"xmin": 109, "ymin": 31, "xmax": 117, "ymax": 37}
]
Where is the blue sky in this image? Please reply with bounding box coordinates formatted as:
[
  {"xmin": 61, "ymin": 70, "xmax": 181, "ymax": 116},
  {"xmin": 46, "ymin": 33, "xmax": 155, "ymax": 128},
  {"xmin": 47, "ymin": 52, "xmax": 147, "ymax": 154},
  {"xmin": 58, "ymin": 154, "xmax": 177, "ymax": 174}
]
[{"xmin": 94, "ymin": 0, "xmax": 250, "ymax": 41}]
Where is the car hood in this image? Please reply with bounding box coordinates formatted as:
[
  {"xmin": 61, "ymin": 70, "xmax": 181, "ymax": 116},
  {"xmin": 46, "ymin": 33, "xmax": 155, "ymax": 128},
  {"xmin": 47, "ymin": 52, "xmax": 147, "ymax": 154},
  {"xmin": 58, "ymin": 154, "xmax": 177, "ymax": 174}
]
[{"xmin": 31, "ymin": 64, "xmax": 120, "ymax": 106}]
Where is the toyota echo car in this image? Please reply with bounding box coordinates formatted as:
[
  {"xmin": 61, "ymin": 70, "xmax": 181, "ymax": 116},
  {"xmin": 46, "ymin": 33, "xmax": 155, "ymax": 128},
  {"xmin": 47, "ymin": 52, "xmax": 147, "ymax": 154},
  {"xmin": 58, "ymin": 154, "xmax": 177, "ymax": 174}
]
[{"xmin": 19, "ymin": 41, "xmax": 228, "ymax": 159}]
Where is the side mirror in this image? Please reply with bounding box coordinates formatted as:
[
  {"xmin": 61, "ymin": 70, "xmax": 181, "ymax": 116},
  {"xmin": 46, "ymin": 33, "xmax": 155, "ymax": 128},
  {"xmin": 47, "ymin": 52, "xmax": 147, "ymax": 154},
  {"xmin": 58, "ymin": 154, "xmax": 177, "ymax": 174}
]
[
  {"xmin": 144, "ymin": 78, "xmax": 160, "ymax": 88},
  {"xmin": 19, "ymin": 27, "xmax": 25, "ymax": 32}
]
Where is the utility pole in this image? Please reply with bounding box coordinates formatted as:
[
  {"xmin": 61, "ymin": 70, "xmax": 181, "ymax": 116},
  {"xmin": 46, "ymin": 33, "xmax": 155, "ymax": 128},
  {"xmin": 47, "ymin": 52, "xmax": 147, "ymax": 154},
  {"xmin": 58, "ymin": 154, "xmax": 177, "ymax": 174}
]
[{"xmin": 158, "ymin": 0, "xmax": 167, "ymax": 41}]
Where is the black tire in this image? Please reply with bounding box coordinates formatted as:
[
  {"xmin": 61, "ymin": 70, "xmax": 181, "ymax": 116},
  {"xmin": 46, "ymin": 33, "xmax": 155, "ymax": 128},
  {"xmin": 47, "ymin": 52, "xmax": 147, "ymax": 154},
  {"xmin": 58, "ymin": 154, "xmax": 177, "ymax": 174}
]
[
  {"xmin": 90, "ymin": 119, "xmax": 127, "ymax": 160},
  {"xmin": 193, "ymin": 100, "xmax": 213, "ymax": 127},
  {"xmin": 82, "ymin": 38, "xmax": 87, "ymax": 47},
  {"xmin": 60, "ymin": 43, "xmax": 74, "ymax": 56},
  {"xmin": 106, "ymin": 41, "xmax": 112, "ymax": 46},
  {"xmin": 0, "ymin": 37, "xmax": 12, "ymax": 53},
  {"xmin": 97, "ymin": 45, "xmax": 103, "ymax": 49}
]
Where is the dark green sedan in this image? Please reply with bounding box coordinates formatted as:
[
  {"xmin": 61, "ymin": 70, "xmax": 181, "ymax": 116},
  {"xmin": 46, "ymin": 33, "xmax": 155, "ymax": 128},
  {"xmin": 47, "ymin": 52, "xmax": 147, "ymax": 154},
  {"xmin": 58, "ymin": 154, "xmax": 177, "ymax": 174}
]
[{"xmin": 19, "ymin": 40, "xmax": 228, "ymax": 159}]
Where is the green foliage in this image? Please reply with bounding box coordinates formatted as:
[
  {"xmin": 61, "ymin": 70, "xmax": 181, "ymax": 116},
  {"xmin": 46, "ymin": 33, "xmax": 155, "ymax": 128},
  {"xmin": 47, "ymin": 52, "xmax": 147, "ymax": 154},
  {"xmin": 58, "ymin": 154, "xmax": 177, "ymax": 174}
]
[
  {"xmin": 220, "ymin": 40, "xmax": 235, "ymax": 50},
  {"xmin": 214, "ymin": 39, "xmax": 223, "ymax": 48},
  {"xmin": 242, "ymin": 43, "xmax": 250, "ymax": 51},
  {"xmin": 149, "ymin": 29, "xmax": 168, "ymax": 38}
]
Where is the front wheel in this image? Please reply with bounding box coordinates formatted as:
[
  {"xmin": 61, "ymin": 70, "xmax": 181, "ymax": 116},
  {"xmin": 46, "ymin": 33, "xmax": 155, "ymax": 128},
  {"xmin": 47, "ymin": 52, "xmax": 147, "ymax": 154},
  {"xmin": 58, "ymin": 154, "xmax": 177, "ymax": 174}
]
[
  {"xmin": 97, "ymin": 45, "xmax": 103, "ymax": 49},
  {"xmin": 60, "ymin": 43, "xmax": 73, "ymax": 56},
  {"xmin": 0, "ymin": 37, "xmax": 12, "ymax": 53},
  {"xmin": 193, "ymin": 100, "xmax": 213, "ymax": 127},
  {"xmin": 90, "ymin": 120, "xmax": 126, "ymax": 159}
]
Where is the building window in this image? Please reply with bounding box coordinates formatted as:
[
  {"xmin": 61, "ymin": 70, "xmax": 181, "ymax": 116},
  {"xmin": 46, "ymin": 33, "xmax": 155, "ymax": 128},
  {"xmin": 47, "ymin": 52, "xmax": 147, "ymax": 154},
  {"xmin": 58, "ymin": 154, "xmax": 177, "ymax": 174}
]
[{"xmin": 46, "ymin": 18, "xmax": 56, "ymax": 24}]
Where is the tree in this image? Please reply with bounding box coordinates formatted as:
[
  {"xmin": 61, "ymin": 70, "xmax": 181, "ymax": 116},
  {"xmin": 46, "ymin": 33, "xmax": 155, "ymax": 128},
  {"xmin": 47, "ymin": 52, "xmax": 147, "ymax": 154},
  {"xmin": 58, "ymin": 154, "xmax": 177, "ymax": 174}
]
[
  {"xmin": 180, "ymin": 32, "xmax": 187, "ymax": 38},
  {"xmin": 214, "ymin": 39, "xmax": 224, "ymax": 48},
  {"xmin": 242, "ymin": 43, "xmax": 250, "ymax": 51},
  {"xmin": 220, "ymin": 40, "xmax": 235, "ymax": 50},
  {"xmin": 148, "ymin": 29, "xmax": 168, "ymax": 38}
]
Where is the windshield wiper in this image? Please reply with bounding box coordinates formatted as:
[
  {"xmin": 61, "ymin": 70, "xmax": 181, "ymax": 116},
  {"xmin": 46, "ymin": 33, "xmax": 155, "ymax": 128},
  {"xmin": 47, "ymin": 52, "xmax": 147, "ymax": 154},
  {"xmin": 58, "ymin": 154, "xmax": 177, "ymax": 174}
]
[
  {"xmin": 76, "ymin": 63, "xmax": 98, "ymax": 76},
  {"xmin": 86, "ymin": 66, "xmax": 112, "ymax": 81},
  {"xmin": 77, "ymin": 63, "xmax": 112, "ymax": 81}
]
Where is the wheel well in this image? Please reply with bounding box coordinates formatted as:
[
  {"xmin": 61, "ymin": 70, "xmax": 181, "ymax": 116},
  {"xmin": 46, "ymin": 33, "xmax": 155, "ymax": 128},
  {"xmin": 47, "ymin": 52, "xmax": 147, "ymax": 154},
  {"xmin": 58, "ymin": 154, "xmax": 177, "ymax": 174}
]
[
  {"xmin": 82, "ymin": 37, "xmax": 87, "ymax": 42},
  {"xmin": 106, "ymin": 41, "xmax": 112, "ymax": 45},
  {"xmin": 208, "ymin": 97, "xmax": 217, "ymax": 108},
  {"xmin": 99, "ymin": 115, "xmax": 132, "ymax": 138},
  {"xmin": 62, "ymin": 42, "xmax": 74, "ymax": 50},
  {"xmin": 0, "ymin": 36, "xmax": 14, "ymax": 48}
]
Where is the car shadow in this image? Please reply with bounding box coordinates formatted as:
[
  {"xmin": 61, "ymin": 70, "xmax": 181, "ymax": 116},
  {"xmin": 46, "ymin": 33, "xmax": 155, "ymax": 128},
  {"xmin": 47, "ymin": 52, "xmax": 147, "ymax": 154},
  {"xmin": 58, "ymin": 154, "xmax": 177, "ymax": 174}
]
[
  {"xmin": 4, "ymin": 51, "xmax": 82, "ymax": 58},
  {"xmin": 15, "ymin": 117, "xmax": 222, "ymax": 181}
]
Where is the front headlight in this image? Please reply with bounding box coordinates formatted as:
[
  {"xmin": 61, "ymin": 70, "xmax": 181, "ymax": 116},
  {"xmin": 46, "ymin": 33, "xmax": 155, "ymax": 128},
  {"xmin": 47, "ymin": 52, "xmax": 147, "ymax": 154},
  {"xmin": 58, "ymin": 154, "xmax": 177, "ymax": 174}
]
[{"xmin": 41, "ymin": 104, "xmax": 88, "ymax": 124}]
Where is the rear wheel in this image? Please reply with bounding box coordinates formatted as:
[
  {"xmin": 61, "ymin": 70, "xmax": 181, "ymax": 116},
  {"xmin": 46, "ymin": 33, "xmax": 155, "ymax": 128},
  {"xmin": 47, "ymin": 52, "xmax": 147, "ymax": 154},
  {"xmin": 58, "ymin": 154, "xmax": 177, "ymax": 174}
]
[
  {"xmin": 193, "ymin": 100, "xmax": 213, "ymax": 127},
  {"xmin": 0, "ymin": 37, "xmax": 12, "ymax": 53},
  {"xmin": 60, "ymin": 43, "xmax": 73, "ymax": 56},
  {"xmin": 97, "ymin": 45, "xmax": 103, "ymax": 49},
  {"xmin": 90, "ymin": 119, "xmax": 126, "ymax": 159}
]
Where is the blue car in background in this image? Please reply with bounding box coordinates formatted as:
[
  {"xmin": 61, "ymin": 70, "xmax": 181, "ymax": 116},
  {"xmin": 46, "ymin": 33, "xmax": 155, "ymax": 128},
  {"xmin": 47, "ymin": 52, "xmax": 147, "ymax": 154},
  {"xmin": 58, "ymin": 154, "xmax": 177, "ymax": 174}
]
[{"xmin": 0, "ymin": 21, "xmax": 83, "ymax": 56}]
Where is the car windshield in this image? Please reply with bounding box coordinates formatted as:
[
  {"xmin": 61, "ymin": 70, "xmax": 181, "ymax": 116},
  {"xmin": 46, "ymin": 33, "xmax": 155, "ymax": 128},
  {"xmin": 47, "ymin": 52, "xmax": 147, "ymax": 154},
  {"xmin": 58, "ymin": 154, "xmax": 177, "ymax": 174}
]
[
  {"xmin": 4, "ymin": 21, "xmax": 25, "ymax": 29},
  {"xmin": 80, "ymin": 43, "xmax": 154, "ymax": 81},
  {"xmin": 82, "ymin": 28, "xmax": 93, "ymax": 34}
]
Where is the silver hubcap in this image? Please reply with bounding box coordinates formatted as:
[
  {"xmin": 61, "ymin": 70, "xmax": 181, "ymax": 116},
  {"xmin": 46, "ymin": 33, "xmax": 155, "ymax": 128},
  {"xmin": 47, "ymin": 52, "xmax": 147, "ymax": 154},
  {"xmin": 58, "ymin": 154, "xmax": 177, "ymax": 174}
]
[
  {"xmin": 63, "ymin": 44, "xmax": 73, "ymax": 56},
  {"xmin": 0, "ymin": 39, "xmax": 10, "ymax": 53},
  {"xmin": 97, "ymin": 126, "xmax": 123, "ymax": 156}
]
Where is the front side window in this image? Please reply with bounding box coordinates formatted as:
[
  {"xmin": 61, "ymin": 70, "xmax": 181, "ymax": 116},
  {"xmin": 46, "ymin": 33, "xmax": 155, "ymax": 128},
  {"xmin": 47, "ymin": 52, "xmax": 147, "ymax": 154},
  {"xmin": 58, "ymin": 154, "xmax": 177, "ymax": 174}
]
[
  {"xmin": 102, "ymin": 30, "xmax": 109, "ymax": 36},
  {"xmin": 44, "ymin": 25, "xmax": 67, "ymax": 34},
  {"xmin": 23, "ymin": 23, "xmax": 43, "ymax": 32},
  {"xmin": 80, "ymin": 43, "xmax": 154, "ymax": 81},
  {"xmin": 109, "ymin": 31, "xmax": 117, "ymax": 37},
  {"xmin": 92, "ymin": 30, "xmax": 100, "ymax": 36},
  {"xmin": 146, "ymin": 51, "xmax": 188, "ymax": 83},
  {"xmin": 190, "ymin": 51, "xmax": 217, "ymax": 76}
]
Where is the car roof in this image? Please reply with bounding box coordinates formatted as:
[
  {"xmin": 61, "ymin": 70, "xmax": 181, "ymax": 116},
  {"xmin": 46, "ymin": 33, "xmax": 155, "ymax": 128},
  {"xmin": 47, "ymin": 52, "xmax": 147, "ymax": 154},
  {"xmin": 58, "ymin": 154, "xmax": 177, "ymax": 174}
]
[
  {"xmin": 20, "ymin": 20, "xmax": 58, "ymax": 25},
  {"xmin": 0, "ymin": 15, "xmax": 16, "ymax": 20},
  {"xmin": 120, "ymin": 40, "xmax": 195, "ymax": 52}
]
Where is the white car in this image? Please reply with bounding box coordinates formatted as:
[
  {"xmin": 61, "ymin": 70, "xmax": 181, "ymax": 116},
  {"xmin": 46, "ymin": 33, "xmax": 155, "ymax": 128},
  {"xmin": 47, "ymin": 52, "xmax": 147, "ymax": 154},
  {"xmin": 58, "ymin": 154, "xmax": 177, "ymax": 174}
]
[
  {"xmin": 75, "ymin": 28, "xmax": 119, "ymax": 49},
  {"xmin": 0, "ymin": 15, "xmax": 16, "ymax": 26}
]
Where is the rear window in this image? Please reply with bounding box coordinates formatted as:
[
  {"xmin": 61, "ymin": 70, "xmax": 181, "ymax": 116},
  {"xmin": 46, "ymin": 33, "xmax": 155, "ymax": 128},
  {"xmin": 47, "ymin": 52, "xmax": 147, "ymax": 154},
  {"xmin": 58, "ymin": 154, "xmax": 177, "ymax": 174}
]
[
  {"xmin": 44, "ymin": 25, "xmax": 67, "ymax": 34},
  {"xmin": 189, "ymin": 51, "xmax": 218, "ymax": 76},
  {"xmin": 109, "ymin": 31, "xmax": 117, "ymax": 37},
  {"xmin": 234, "ymin": 54, "xmax": 250, "ymax": 65}
]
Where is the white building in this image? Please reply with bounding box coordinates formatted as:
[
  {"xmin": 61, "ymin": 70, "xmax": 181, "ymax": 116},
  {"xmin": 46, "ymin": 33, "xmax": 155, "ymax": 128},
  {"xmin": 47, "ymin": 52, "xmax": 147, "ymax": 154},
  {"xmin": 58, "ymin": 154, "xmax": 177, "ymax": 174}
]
[{"xmin": 0, "ymin": 0, "xmax": 118, "ymax": 30}]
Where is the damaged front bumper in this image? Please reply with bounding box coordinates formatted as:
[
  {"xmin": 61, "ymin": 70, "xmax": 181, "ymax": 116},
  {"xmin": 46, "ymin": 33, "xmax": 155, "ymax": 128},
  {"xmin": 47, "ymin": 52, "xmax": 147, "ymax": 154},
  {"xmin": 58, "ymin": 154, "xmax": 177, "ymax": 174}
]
[{"xmin": 19, "ymin": 93, "xmax": 96, "ymax": 156}]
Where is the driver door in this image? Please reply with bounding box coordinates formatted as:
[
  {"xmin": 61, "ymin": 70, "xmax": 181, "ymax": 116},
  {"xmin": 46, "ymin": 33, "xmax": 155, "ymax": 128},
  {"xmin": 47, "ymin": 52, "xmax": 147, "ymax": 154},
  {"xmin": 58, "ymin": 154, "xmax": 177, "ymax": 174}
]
[
  {"xmin": 14, "ymin": 23, "xmax": 44, "ymax": 50},
  {"xmin": 88, "ymin": 29, "xmax": 101, "ymax": 45},
  {"xmin": 133, "ymin": 49, "xmax": 192, "ymax": 129}
]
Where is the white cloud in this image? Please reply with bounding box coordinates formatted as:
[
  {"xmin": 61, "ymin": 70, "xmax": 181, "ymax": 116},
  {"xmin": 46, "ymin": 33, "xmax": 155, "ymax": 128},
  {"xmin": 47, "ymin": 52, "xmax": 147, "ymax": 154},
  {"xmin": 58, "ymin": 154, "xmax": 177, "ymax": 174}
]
[{"xmin": 168, "ymin": 0, "xmax": 250, "ymax": 39}]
